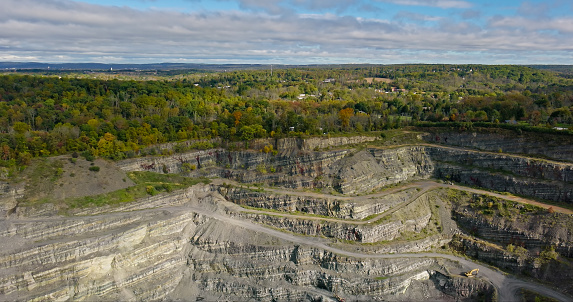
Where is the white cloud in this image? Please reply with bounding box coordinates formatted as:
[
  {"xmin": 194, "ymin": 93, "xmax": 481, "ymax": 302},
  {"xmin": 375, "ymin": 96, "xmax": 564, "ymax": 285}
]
[
  {"xmin": 394, "ymin": 11, "xmax": 443, "ymax": 22},
  {"xmin": 0, "ymin": 0, "xmax": 570, "ymax": 64},
  {"xmin": 489, "ymin": 16, "xmax": 573, "ymax": 35},
  {"xmin": 375, "ymin": 0, "xmax": 473, "ymax": 9}
]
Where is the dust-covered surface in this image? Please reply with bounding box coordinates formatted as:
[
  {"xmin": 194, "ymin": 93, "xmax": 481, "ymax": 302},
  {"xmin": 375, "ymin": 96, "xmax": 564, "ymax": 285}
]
[
  {"xmin": 50, "ymin": 157, "xmax": 135, "ymax": 201},
  {"xmin": 2, "ymin": 133, "xmax": 573, "ymax": 301},
  {"xmin": 14, "ymin": 156, "xmax": 135, "ymax": 203}
]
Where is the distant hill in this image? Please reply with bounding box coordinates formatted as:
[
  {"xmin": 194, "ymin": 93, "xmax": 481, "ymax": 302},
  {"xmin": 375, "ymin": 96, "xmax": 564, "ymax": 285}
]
[
  {"xmin": 0, "ymin": 62, "xmax": 281, "ymax": 71},
  {"xmin": 0, "ymin": 62, "xmax": 325, "ymax": 71},
  {"xmin": 528, "ymin": 65, "xmax": 573, "ymax": 78}
]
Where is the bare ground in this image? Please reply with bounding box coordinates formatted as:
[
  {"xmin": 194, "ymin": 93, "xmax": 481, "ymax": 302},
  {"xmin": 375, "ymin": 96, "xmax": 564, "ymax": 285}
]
[{"xmin": 52, "ymin": 156, "xmax": 135, "ymax": 200}]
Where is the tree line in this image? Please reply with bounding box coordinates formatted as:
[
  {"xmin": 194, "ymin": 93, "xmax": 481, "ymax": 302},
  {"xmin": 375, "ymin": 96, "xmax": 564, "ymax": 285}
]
[{"xmin": 0, "ymin": 64, "xmax": 572, "ymax": 165}]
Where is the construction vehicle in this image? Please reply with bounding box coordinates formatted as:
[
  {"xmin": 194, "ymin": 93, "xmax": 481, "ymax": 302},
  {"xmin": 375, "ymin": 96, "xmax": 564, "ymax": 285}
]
[
  {"xmin": 333, "ymin": 285, "xmax": 345, "ymax": 302},
  {"xmin": 465, "ymin": 268, "xmax": 479, "ymax": 277}
]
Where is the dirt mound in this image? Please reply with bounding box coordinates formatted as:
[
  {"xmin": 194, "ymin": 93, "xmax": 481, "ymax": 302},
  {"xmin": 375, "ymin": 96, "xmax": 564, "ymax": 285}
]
[{"xmin": 51, "ymin": 156, "xmax": 135, "ymax": 201}]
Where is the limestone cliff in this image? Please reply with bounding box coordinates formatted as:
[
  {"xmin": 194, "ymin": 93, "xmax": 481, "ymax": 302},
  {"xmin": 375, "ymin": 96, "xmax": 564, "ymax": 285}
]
[
  {"xmin": 0, "ymin": 185, "xmax": 486, "ymax": 302},
  {"xmin": 422, "ymin": 127, "xmax": 573, "ymax": 162}
]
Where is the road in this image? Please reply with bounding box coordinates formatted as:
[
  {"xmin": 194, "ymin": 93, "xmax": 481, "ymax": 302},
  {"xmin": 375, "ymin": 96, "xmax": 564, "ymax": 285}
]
[
  {"xmin": 184, "ymin": 202, "xmax": 572, "ymax": 302},
  {"xmin": 4, "ymin": 176, "xmax": 571, "ymax": 301},
  {"xmin": 213, "ymin": 178, "xmax": 573, "ymax": 216}
]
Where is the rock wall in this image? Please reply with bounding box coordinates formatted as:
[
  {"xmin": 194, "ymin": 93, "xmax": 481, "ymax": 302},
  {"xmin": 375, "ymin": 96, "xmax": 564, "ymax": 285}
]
[
  {"xmin": 421, "ymin": 127, "xmax": 573, "ymax": 162},
  {"xmin": 450, "ymin": 235, "xmax": 527, "ymax": 271},
  {"xmin": 431, "ymin": 271, "xmax": 496, "ymax": 302},
  {"xmin": 449, "ymin": 235, "xmax": 573, "ymax": 297},
  {"xmin": 249, "ymin": 135, "xmax": 379, "ymax": 152},
  {"xmin": 426, "ymin": 145, "xmax": 573, "ymax": 203},
  {"xmin": 0, "ymin": 187, "xmax": 485, "ymax": 302},
  {"xmin": 333, "ymin": 147, "xmax": 434, "ymax": 194},
  {"xmin": 0, "ymin": 182, "xmax": 23, "ymax": 217},
  {"xmin": 221, "ymin": 186, "xmax": 416, "ymax": 220},
  {"xmin": 436, "ymin": 163, "xmax": 573, "ymax": 203},
  {"xmin": 117, "ymin": 145, "xmax": 434, "ymax": 196},
  {"xmin": 426, "ymin": 146, "xmax": 573, "ymax": 183},
  {"xmin": 233, "ymin": 195, "xmax": 433, "ymax": 244},
  {"xmin": 449, "ymin": 192, "xmax": 573, "ymax": 257},
  {"xmin": 117, "ymin": 141, "xmax": 573, "ymax": 202}
]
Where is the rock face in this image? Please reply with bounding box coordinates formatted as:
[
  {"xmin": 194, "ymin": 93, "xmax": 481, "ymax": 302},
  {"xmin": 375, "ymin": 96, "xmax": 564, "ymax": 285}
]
[
  {"xmin": 446, "ymin": 189, "xmax": 573, "ymax": 296},
  {"xmin": 118, "ymin": 141, "xmax": 573, "ymax": 202},
  {"xmin": 230, "ymin": 193, "xmax": 433, "ymax": 243},
  {"xmin": 333, "ymin": 147, "xmax": 434, "ymax": 194},
  {"xmin": 0, "ymin": 185, "xmax": 486, "ymax": 302},
  {"xmin": 435, "ymin": 163, "xmax": 573, "ymax": 203},
  {"xmin": 2, "ymin": 133, "xmax": 572, "ymax": 301},
  {"xmin": 422, "ymin": 127, "xmax": 573, "ymax": 162},
  {"xmin": 449, "ymin": 192, "xmax": 573, "ymax": 257},
  {"xmin": 221, "ymin": 186, "xmax": 416, "ymax": 220},
  {"xmin": 0, "ymin": 182, "xmax": 23, "ymax": 217},
  {"xmin": 449, "ymin": 234, "xmax": 573, "ymax": 297}
]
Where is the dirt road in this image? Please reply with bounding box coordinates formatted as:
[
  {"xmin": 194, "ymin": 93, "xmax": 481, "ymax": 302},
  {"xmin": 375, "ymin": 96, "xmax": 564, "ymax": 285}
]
[
  {"xmin": 213, "ymin": 178, "xmax": 573, "ymax": 215},
  {"xmin": 4, "ymin": 177, "xmax": 571, "ymax": 301},
  {"xmin": 184, "ymin": 203, "xmax": 572, "ymax": 302}
]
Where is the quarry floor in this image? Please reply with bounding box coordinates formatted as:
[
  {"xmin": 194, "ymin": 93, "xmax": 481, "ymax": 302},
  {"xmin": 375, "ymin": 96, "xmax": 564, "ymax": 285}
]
[{"xmin": 3, "ymin": 178, "xmax": 571, "ymax": 301}]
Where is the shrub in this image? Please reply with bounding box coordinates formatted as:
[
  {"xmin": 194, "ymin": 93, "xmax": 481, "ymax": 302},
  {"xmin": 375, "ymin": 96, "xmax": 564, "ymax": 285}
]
[
  {"xmin": 181, "ymin": 162, "xmax": 197, "ymax": 172},
  {"xmin": 540, "ymin": 246, "xmax": 558, "ymax": 261},
  {"xmin": 146, "ymin": 185, "xmax": 157, "ymax": 196},
  {"xmin": 256, "ymin": 164, "xmax": 267, "ymax": 174},
  {"xmin": 513, "ymin": 246, "xmax": 528, "ymax": 258},
  {"xmin": 89, "ymin": 166, "xmax": 100, "ymax": 172},
  {"xmin": 548, "ymin": 207, "xmax": 555, "ymax": 213},
  {"xmin": 81, "ymin": 150, "xmax": 95, "ymax": 162},
  {"xmin": 262, "ymin": 144, "xmax": 274, "ymax": 154},
  {"xmin": 161, "ymin": 183, "xmax": 173, "ymax": 192}
]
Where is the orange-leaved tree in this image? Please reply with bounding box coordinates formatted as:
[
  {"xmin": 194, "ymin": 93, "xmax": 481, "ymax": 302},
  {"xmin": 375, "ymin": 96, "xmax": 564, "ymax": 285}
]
[{"xmin": 338, "ymin": 108, "xmax": 354, "ymax": 129}]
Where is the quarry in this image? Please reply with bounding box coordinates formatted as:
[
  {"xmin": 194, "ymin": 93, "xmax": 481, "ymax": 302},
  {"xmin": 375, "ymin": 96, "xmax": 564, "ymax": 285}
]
[{"xmin": 1, "ymin": 128, "xmax": 573, "ymax": 302}]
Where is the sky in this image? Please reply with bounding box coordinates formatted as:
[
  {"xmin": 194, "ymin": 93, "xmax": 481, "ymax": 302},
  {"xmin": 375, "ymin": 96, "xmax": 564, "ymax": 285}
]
[{"xmin": 0, "ymin": 0, "xmax": 572, "ymax": 65}]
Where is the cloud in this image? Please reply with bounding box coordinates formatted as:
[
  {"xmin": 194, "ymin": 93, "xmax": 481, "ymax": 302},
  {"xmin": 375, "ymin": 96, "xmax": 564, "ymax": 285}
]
[
  {"xmin": 394, "ymin": 11, "xmax": 442, "ymax": 22},
  {"xmin": 217, "ymin": 0, "xmax": 361, "ymax": 15},
  {"xmin": 292, "ymin": 0, "xmax": 357, "ymax": 11},
  {"xmin": 517, "ymin": 1, "xmax": 550, "ymax": 17},
  {"xmin": 230, "ymin": 0, "xmax": 288, "ymax": 14},
  {"xmin": 375, "ymin": 0, "xmax": 473, "ymax": 9},
  {"xmin": 461, "ymin": 9, "xmax": 481, "ymax": 20},
  {"xmin": 489, "ymin": 15, "xmax": 573, "ymax": 34},
  {"xmin": 0, "ymin": 0, "xmax": 571, "ymax": 64}
]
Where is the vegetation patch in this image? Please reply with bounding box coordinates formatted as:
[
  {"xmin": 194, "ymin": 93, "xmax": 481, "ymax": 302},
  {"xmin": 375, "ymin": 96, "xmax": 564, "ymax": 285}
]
[
  {"xmin": 62, "ymin": 171, "xmax": 209, "ymax": 210},
  {"xmin": 520, "ymin": 288, "xmax": 559, "ymax": 302},
  {"xmin": 16, "ymin": 158, "xmax": 65, "ymax": 203}
]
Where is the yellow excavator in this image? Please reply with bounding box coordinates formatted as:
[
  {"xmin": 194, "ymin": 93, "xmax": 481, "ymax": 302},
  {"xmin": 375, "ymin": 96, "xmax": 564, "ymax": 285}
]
[{"xmin": 465, "ymin": 268, "xmax": 479, "ymax": 277}]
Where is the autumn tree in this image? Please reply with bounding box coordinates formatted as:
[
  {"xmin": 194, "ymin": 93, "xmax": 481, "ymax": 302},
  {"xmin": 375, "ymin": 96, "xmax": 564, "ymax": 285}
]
[{"xmin": 338, "ymin": 107, "xmax": 354, "ymax": 129}]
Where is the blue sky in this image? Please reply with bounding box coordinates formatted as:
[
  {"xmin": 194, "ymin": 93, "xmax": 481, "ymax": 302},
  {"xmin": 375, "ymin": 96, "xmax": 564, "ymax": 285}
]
[{"xmin": 0, "ymin": 0, "xmax": 572, "ymax": 64}]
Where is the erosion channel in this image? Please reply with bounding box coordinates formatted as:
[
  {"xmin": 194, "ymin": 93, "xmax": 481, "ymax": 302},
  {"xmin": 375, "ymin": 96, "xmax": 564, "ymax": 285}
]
[{"xmin": 1, "ymin": 129, "xmax": 572, "ymax": 301}]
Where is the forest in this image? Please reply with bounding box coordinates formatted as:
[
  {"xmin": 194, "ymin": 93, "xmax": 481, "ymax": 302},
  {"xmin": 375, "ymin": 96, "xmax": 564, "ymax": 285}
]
[{"xmin": 1, "ymin": 64, "xmax": 572, "ymax": 165}]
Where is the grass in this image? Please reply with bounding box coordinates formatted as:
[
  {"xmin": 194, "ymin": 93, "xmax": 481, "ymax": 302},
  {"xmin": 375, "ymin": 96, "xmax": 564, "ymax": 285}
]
[
  {"xmin": 63, "ymin": 171, "xmax": 210, "ymax": 209},
  {"xmin": 240, "ymin": 205, "xmax": 343, "ymax": 221},
  {"xmin": 370, "ymin": 129, "xmax": 425, "ymax": 147},
  {"xmin": 520, "ymin": 287, "xmax": 560, "ymax": 302},
  {"xmin": 17, "ymin": 158, "xmax": 64, "ymax": 204}
]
